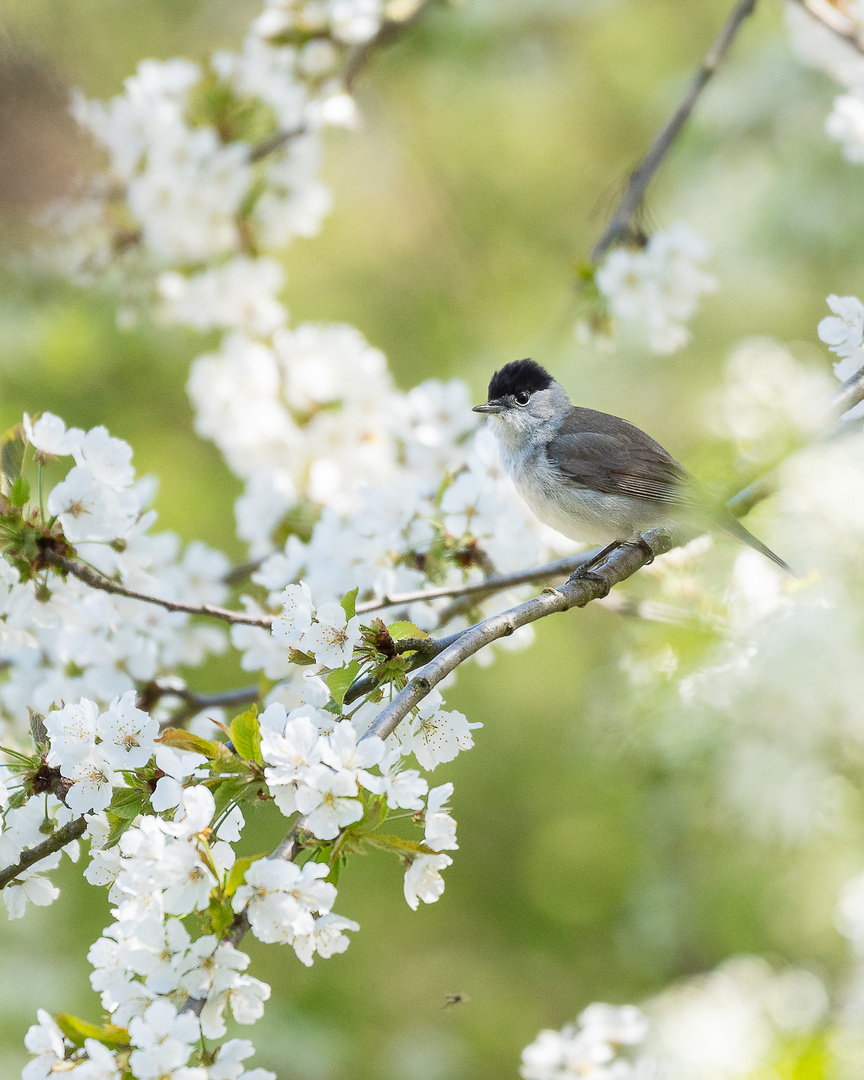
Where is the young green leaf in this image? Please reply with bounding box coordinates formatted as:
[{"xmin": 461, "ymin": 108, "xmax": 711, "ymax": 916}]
[
  {"xmin": 230, "ymin": 707, "xmax": 262, "ymax": 764},
  {"xmin": 341, "ymin": 586, "xmax": 359, "ymax": 621},
  {"xmin": 387, "ymin": 621, "xmax": 427, "ymax": 642},
  {"xmin": 158, "ymin": 728, "xmax": 232, "ymax": 760},
  {"xmin": 1, "ymin": 425, "xmax": 25, "ymax": 486},
  {"xmin": 108, "ymin": 788, "xmax": 149, "ymax": 821},
  {"xmin": 54, "ymin": 1013, "xmax": 129, "ymax": 1049},
  {"xmin": 225, "ymin": 853, "xmax": 264, "ymax": 898},
  {"xmin": 9, "ymin": 477, "xmax": 30, "ymax": 508},
  {"xmin": 327, "ymin": 660, "xmax": 361, "ymax": 707}
]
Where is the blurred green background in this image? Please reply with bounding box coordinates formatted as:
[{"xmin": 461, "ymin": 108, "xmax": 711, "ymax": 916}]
[{"xmin": 2, "ymin": 0, "xmax": 864, "ymax": 1077}]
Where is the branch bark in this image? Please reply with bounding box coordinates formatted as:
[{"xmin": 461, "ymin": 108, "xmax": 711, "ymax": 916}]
[
  {"xmin": 591, "ymin": 0, "xmax": 760, "ymax": 263},
  {"xmin": 0, "ymin": 816, "xmax": 87, "ymax": 890}
]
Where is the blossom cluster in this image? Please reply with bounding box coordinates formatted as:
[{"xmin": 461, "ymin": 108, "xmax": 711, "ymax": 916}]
[
  {"xmin": 521, "ymin": 957, "xmax": 829, "ymax": 1080},
  {"xmin": 589, "ymin": 223, "xmax": 717, "ymax": 355},
  {"xmin": 0, "ymin": 414, "xmax": 229, "ymax": 735},
  {"xmin": 84, "ymin": 787, "xmax": 273, "ymax": 1036},
  {"xmin": 520, "ymin": 1003, "xmax": 647, "ymax": 1080},
  {"xmin": 44, "ymin": 692, "xmax": 157, "ymax": 814},
  {"xmin": 257, "ymin": 702, "xmax": 460, "ymax": 911},
  {"xmin": 41, "ymin": 0, "xmax": 385, "ymax": 285}
]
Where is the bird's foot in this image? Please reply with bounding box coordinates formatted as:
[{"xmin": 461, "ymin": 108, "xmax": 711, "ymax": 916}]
[
  {"xmin": 567, "ymin": 566, "xmax": 611, "ymax": 599},
  {"xmin": 626, "ymin": 535, "xmax": 656, "ymax": 565}
]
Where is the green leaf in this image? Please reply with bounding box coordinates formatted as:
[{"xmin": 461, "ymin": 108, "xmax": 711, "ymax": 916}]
[
  {"xmin": 1, "ymin": 425, "xmax": 25, "ymax": 486},
  {"xmin": 387, "ymin": 621, "xmax": 427, "ymax": 642},
  {"xmin": 9, "ymin": 477, "xmax": 29, "ymax": 508},
  {"xmin": 158, "ymin": 728, "xmax": 232, "ymax": 760},
  {"xmin": 230, "ymin": 707, "xmax": 262, "ymax": 764},
  {"xmin": 363, "ymin": 833, "xmax": 436, "ymax": 857},
  {"xmin": 108, "ymin": 788, "xmax": 148, "ymax": 821},
  {"xmin": 54, "ymin": 1013, "xmax": 129, "ymax": 1049},
  {"xmin": 103, "ymin": 813, "xmax": 135, "ymax": 849},
  {"xmin": 207, "ymin": 896, "xmax": 234, "ymax": 938},
  {"xmin": 225, "ymin": 853, "xmax": 264, "ymax": 898},
  {"xmin": 327, "ymin": 661, "xmax": 361, "ymax": 707},
  {"xmin": 341, "ymin": 586, "xmax": 359, "ymax": 621},
  {"xmin": 289, "ymin": 648, "xmax": 317, "ymax": 666},
  {"xmin": 211, "ymin": 776, "xmax": 253, "ymax": 818}
]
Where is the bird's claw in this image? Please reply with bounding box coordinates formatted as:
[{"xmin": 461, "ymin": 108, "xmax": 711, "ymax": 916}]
[{"xmin": 567, "ymin": 567, "xmax": 611, "ymax": 598}]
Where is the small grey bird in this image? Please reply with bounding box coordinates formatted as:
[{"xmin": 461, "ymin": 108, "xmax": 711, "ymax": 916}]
[{"xmin": 472, "ymin": 358, "xmax": 793, "ymax": 575}]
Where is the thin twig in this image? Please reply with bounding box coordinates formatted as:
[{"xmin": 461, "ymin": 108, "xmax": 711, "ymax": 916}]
[
  {"xmin": 355, "ymin": 551, "xmax": 598, "ymax": 614},
  {"xmin": 0, "ymin": 817, "xmax": 87, "ymax": 890},
  {"xmin": 344, "ymin": 0, "xmax": 439, "ymax": 90},
  {"xmin": 140, "ymin": 682, "xmax": 262, "ymax": 730},
  {"xmin": 789, "ymin": 0, "xmax": 864, "ymax": 56},
  {"xmin": 44, "ymin": 551, "xmax": 272, "ymax": 629},
  {"xmin": 591, "ymin": 0, "xmax": 759, "ymax": 263}
]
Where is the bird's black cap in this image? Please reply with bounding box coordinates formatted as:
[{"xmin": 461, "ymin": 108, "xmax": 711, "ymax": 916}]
[{"xmin": 487, "ymin": 359, "xmax": 554, "ymax": 401}]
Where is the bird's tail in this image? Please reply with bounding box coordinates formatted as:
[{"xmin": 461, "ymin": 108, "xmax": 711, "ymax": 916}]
[{"xmin": 718, "ymin": 512, "xmax": 796, "ymax": 577}]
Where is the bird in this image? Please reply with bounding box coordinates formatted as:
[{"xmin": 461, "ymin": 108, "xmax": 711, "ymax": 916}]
[{"xmin": 472, "ymin": 358, "xmax": 793, "ymax": 576}]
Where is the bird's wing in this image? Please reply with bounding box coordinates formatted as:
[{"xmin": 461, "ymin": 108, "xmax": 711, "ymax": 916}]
[{"xmin": 545, "ymin": 408, "xmax": 699, "ymax": 506}]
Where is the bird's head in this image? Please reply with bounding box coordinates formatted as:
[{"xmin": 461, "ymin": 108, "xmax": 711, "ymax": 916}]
[{"xmin": 473, "ymin": 359, "xmax": 569, "ymax": 448}]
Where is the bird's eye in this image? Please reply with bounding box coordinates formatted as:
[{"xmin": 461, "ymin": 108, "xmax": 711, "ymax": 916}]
[{"xmin": 514, "ymin": 391, "xmax": 531, "ymax": 407}]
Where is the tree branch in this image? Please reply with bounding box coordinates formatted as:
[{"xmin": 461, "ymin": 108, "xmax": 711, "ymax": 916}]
[
  {"xmin": 0, "ymin": 816, "xmax": 87, "ymax": 890},
  {"xmin": 829, "ymin": 360, "xmax": 864, "ymax": 419},
  {"xmin": 789, "ymin": 0, "xmax": 864, "ymax": 56},
  {"xmin": 363, "ymin": 530, "xmax": 675, "ymax": 741},
  {"xmin": 591, "ymin": 0, "xmax": 759, "ymax": 263}
]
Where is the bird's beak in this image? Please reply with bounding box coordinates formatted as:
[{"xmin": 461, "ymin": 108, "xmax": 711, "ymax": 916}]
[{"xmin": 472, "ymin": 400, "xmax": 505, "ymax": 414}]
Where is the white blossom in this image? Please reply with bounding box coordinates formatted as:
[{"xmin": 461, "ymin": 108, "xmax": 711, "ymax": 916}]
[
  {"xmin": 403, "ymin": 853, "xmax": 452, "ymax": 911},
  {"xmin": 361, "ymin": 747, "xmax": 428, "ymax": 810},
  {"xmin": 64, "ymin": 747, "xmax": 118, "ymax": 814},
  {"xmin": 424, "ymin": 782, "xmax": 458, "ymax": 851},
  {"xmin": 23, "ymin": 412, "xmax": 83, "ymax": 456},
  {"xmin": 46, "ymin": 466, "xmax": 139, "ymax": 543},
  {"xmin": 292, "ymin": 912, "xmax": 360, "ymax": 966},
  {"xmin": 271, "ymin": 582, "xmax": 315, "ymax": 648},
  {"xmin": 294, "ymin": 765, "xmax": 363, "ymax": 839},
  {"xmin": 400, "ymin": 692, "xmax": 481, "ymax": 770},
  {"xmin": 302, "ymin": 602, "xmax": 362, "ymax": 668},
  {"xmin": 97, "ymin": 690, "xmax": 158, "ymax": 770}
]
